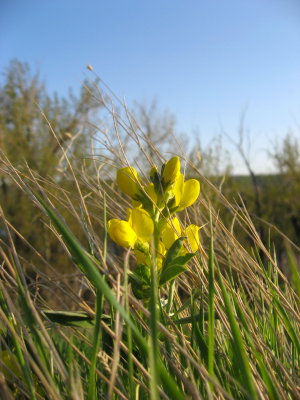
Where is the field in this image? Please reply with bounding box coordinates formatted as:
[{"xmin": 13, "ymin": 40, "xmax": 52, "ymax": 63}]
[{"xmin": 0, "ymin": 65, "xmax": 300, "ymax": 399}]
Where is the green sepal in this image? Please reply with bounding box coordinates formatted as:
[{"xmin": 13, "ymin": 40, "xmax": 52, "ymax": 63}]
[
  {"xmin": 151, "ymin": 169, "xmax": 163, "ymax": 195},
  {"xmin": 130, "ymin": 264, "xmax": 151, "ymax": 300},
  {"xmin": 134, "ymin": 192, "xmax": 154, "ymax": 213}
]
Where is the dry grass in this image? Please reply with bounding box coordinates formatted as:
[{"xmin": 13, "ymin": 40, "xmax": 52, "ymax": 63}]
[{"xmin": 0, "ymin": 82, "xmax": 299, "ymax": 399}]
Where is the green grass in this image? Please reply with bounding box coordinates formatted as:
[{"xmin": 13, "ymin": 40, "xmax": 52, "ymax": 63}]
[{"xmin": 0, "ymin": 97, "xmax": 299, "ymax": 399}]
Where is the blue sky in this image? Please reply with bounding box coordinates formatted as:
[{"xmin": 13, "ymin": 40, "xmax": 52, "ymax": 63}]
[{"xmin": 1, "ymin": 0, "xmax": 300, "ymax": 173}]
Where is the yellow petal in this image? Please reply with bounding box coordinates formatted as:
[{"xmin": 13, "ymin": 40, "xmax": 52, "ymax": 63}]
[
  {"xmin": 161, "ymin": 217, "xmax": 181, "ymax": 249},
  {"xmin": 172, "ymin": 173, "xmax": 184, "ymax": 206},
  {"xmin": 117, "ymin": 167, "xmax": 140, "ymax": 198},
  {"xmin": 157, "ymin": 240, "xmax": 166, "ymax": 257},
  {"xmin": 145, "ymin": 182, "xmax": 157, "ymax": 204},
  {"xmin": 107, "ymin": 219, "xmax": 137, "ymax": 247},
  {"xmin": 162, "ymin": 156, "xmax": 181, "ymax": 185},
  {"xmin": 126, "ymin": 208, "xmax": 132, "ymax": 224},
  {"xmin": 131, "ymin": 207, "xmax": 154, "ymax": 242},
  {"xmin": 184, "ymin": 224, "xmax": 200, "ymax": 252},
  {"xmin": 177, "ymin": 179, "xmax": 200, "ymax": 211},
  {"xmin": 156, "ymin": 256, "xmax": 163, "ymax": 269},
  {"xmin": 156, "ymin": 241, "xmax": 166, "ymax": 269}
]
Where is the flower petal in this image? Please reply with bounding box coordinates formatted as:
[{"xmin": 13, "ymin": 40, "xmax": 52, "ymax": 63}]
[
  {"xmin": 107, "ymin": 219, "xmax": 137, "ymax": 247},
  {"xmin": 161, "ymin": 217, "xmax": 181, "ymax": 249},
  {"xmin": 184, "ymin": 224, "xmax": 200, "ymax": 252},
  {"xmin": 177, "ymin": 179, "xmax": 200, "ymax": 211},
  {"xmin": 145, "ymin": 182, "xmax": 157, "ymax": 204},
  {"xmin": 131, "ymin": 207, "xmax": 154, "ymax": 242},
  {"xmin": 156, "ymin": 241, "xmax": 166, "ymax": 269},
  {"xmin": 172, "ymin": 173, "xmax": 184, "ymax": 206}
]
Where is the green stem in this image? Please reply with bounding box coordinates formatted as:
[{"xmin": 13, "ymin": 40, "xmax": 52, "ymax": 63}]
[
  {"xmin": 88, "ymin": 290, "xmax": 103, "ymax": 400},
  {"xmin": 166, "ymin": 280, "xmax": 176, "ymax": 315},
  {"xmin": 103, "ymin": 192, "xmax": 107, "ymax": 262},
  {"xmin": 124, "ymin": 252, "xmax": 134, "ymax": 398},
  {"xmin": 149, "ymin": 221, "xmax": 160, "ymax": 400}
]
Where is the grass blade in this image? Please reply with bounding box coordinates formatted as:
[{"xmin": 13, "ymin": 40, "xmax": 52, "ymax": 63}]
[
  {"xmin": 36, "ymin": 194, "xmax": 185, "ymax": 400},
  {"xmin": 208, "ymin": 213, "xmax": 215, "ymax": 380},
  {"xmin": 217, "ymin": 268, "xmax": 258, "ymax": 400}
]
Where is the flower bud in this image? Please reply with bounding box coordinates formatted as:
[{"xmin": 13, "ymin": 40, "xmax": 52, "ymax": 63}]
[
  {"xmin": 117, "ymin": 167, "xmax": 140, "ymax": 198},
  {"xmin": 162, "ymin": 156, "xmax": 180, "ymax": 185}
]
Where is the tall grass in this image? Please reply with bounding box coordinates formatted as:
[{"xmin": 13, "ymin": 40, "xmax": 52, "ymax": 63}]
[{"xmin": 0, "ymin": 84, "xmax": 299, "ymax": 399}]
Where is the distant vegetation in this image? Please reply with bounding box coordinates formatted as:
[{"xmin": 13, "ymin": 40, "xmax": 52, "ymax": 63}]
[{"xmin": 1, "ymin": 60, "xmax": 299, "ymax": 274}]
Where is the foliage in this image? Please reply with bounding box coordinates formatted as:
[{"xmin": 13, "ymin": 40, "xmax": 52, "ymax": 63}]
[{"xmin": 0, "ymin": 60, "xmax": 102, "ymax": 277}]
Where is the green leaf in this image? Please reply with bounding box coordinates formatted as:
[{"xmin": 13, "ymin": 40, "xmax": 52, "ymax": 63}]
[
  {"xmin": 159, "ymin": 264, "xmax": 187, "ymax": 287},
  {"xmin": 167, "ymin": 252, "xmax": 196, "ymax": 268},
  {"xmin": 170, "ymin": 311, "xmax": 220, "ymax": 325},
  {"xmin": 163, "ymin": 237, "xmax": 185, "ymax": 269},
  {"xmin": 286, "ymin": 242, "xmax": 300, "ymax": 298},
  {"xmin": 43, "ymin": 310, "xmax": 96, "ymax": 328},
  {"xmin": 273, "ymin": 298, "xmax": 300, "ymax": 354},
  {"xmin": 159, "ymin": 249, "xmax": 194, "ymax": 287}
]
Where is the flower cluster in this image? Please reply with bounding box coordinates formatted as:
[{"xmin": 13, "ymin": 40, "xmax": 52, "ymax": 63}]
[{"xmin": 107, "ymin": 157, "xmax": 201, "ymax": 298}]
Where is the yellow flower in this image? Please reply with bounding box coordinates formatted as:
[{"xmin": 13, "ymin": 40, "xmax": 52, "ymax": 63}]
[
  {"xmin": 161, "ymin": 217, "xmax": 181, "ymax": 249},
  {"xmin": 162, "ymin": 156, "xmax": 180, "ymax": 185},
  {"xmin": 173, "ymin": 173, "xmax": 200, "ymax": 211},
  {"xmin": 184, "ymin": 224, "xmax": 200, "ymax": 252},
  {"xmin": 117, "ymin": 167, "xmax": 141, "ymax": 198},
  {"xmin": 108, "ymin": 207, "xmax": 154, "ymax": 248},
  {"xmin": 107, "ymin": 219, "xmax": 137, "ymax": 247}
]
